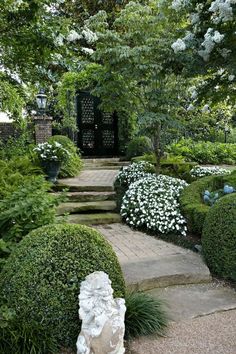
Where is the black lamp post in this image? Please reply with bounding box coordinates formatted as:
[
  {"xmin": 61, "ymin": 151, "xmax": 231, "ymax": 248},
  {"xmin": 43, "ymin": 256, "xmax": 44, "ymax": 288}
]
[
  {"xmin": 36, "ymin": 88, "xmax": 47, "ymax": 116},
  {"xmin": 224, "ymin": 125, "xmax": 230, "ymax": 143}
]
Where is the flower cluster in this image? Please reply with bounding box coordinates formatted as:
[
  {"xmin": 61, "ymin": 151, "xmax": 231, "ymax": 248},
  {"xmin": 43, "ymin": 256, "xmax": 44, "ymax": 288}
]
[
  {"xmin": 171, "ymin": 0, "xmax": 190, "ymax": 11},
  {"xmin": 198, "ymin": 28, "xmax": 224, "ymax": 61},
  {"xmin": 82, "ymin": 27, "xmax": 98, "ymax": 43},
  {"xmin": 171, "ymin": 38, "xmax": 186, "ymax": 53},
  {"xmin": 33, "ymin": 142, "xmax": 69, "ymax": 163},
  {"xmin": 209, "ymin": 0, "xmax": 235, "ymax": 23},
  {"xmin": 67, "ymin": 30, "xmax": 82, "ymax": 42},
  {"xmin": 190, "ymin": 165, "xmax": 231, "ymax": 178},
  {"xmin": 121, "ymin": 174, "xmax": 188, "ymax": 236},
  {"xmin": 115, "ymin": 161, "xmax": 155, "ymax": 187}
]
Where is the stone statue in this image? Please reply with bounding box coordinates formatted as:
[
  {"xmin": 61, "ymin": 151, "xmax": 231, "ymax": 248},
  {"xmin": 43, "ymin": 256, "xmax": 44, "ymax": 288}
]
[{"xmin": 76, "ymin": 271, "xmax": 126, "ymax": 354}]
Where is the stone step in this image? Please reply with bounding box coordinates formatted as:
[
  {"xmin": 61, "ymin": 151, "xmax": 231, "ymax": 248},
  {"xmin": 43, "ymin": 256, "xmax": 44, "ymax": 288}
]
[
  {"xmin": 83, "ymin": 166, "xmax": 124, "ymax": 170},
  {"xmin": 65, "ymin": 213, "xmax": 121, "ymax": 225},
  {"xmin": 122, "ymin": 253, "xmax": 211, "ymax": 292},
  {"xmin": 57, "ymin": 201, "xmax": 117, "ymax": 215},
  {"xmin": 147, "ymin": 282, "xmax": 236, "ymax": 321},
  {"xmin": 82, "ymin": 158, "xmax": 121, "ymax": 163},
  {"xmin": 55, "ymin": 191, "xmax": 116, "ymax": 202},
  {"xmin": 54, "ymin": 184, "xmax": 114, "ymax": 192}
]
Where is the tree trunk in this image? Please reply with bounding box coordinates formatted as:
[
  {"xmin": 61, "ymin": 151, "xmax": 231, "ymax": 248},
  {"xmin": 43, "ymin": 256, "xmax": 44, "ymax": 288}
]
[{"xmin": 153, "ymin": 123, "xmax": 161, "ymax": 174}]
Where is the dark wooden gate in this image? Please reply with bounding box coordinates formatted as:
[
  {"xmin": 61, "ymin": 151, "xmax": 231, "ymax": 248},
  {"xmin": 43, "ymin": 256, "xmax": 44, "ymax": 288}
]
[{"xmin": 76, "ymin": 91, "xmax": 118, "ymax": 156}]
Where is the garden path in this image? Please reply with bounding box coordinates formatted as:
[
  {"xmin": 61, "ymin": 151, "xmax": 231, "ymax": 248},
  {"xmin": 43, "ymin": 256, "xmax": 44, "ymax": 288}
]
[{"xmin": 57, "ymin": 159, "xmax": 236, "ymax": 354}]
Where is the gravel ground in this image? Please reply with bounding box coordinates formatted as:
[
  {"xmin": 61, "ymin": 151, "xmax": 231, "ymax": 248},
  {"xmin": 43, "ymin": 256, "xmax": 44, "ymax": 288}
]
[{"xmin": 129, "ymin": 309, "xmax": 236, "ymax": 354}]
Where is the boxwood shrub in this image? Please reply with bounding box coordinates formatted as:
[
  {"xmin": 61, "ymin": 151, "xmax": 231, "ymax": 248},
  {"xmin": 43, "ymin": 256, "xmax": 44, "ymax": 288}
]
[
  {"xmin": 180, "ymin": 170, "xmax": 236, "ymax": 236},
  {"xmin": 126, "ymin": 136, "xmax": 152, "ymax": 160},
  {"xmin": 0, "ymin": 224, "xmax": 125, "ymax": 350},
  {"xmin": 202, "ymin": 193, "xmax": 236, "ymax": 280}
]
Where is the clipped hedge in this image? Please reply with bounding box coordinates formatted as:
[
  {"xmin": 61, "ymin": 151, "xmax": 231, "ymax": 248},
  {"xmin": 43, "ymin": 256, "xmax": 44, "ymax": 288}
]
[
  {"xmin": 202, "ymin": 193, "xmax": 236, "ymax": 280},
  {"xmin": 48, "ymin": 135, "xmax": 83, "ymax": 178},
  {"xmin": 0, "ymin": 224, "xmax": 125, "ymax": 349},
  {"xmin": 180, "ymin": 170, "xmax": 236, "ymax": 236}
]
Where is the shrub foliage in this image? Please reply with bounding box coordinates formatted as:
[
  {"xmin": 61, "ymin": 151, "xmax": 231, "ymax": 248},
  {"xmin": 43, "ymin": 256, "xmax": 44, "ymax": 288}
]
[
  {"xmin": 126, "ymin": 136, "xmax": 152, "ymax": 160},
  {"xmin": 168, "ymin": 139, "xmax": 236, "ymax": 165},
  {"xmin": 180, "ymin": 171, "xmax": 236, "ymax": 236},
  {"xmin": 0, "ymin": 224, "xmax": 125, "ymax": 350},
  {"xmin": 202, "ymin": 194, "xmax": 236, "ymax": 280}
]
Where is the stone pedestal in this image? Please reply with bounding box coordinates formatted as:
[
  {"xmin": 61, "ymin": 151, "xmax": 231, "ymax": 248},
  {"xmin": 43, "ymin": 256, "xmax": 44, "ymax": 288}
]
[
  {"xmin": 34, "ymin": 115, "xmax": 52, "ymax": 144},
  {"xmin": 77, "ymin": 271, "xmax": 126, "ymax": 354}
]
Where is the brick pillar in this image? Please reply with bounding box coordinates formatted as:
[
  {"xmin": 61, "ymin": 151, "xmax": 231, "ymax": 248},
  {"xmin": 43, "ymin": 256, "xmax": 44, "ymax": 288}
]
[{"xmin": 34, "ymin": 115, "xmax": 52, "ymax": 144}]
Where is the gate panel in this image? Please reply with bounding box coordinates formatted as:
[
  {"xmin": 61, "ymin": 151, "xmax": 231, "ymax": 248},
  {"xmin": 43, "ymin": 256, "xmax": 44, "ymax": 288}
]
[{"xmin": 76, "ymin": 91, "xmax": 118, "ymax": 156}]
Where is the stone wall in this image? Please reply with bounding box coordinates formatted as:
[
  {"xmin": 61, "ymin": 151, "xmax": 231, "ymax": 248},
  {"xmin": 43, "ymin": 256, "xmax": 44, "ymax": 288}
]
[
  {"xmin": 0, "ymin": 117, "xmax": 53, "ymax": 144},
  {"xmin": 0, "ymin": 123, "xmax": 19, "ymax": 141}
]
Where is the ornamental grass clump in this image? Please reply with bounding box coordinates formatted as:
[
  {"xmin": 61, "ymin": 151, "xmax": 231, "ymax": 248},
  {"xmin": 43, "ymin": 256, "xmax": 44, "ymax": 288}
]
[
  {"xmin": 125, "ymin": 292, "xmax": 168, "ymax": 339},
  {"xmin": 121, "ymin": 174, "xmax": 188, "ymax": 236},
  {"xmin": 190, "ymin": 166, "xmax": 231, "ymax": 178}
]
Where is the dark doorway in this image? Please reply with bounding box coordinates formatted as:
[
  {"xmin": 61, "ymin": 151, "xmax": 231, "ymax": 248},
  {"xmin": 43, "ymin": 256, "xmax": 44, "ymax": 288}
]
[{"xmin": 76, "ymin": 91, "xmax": 118, "ymax": 156}]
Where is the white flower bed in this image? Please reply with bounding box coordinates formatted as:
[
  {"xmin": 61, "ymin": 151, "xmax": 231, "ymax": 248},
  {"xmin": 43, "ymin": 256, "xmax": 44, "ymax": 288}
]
[
  {"xmin": 115, "ymin": 161, "xmax": 155, "ymax": 186},
  {"xmin": 121, "ymin": 174, "xmax": 188, "ymax": 236},
  {"xmin": 190, "ymin": 166, "xmax": 231, "ymax": 178}
]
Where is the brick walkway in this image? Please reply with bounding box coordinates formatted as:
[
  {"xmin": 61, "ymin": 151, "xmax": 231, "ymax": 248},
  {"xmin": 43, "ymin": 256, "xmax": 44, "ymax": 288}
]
[
  {"xmin": 94, "ymin": 223, "xmax": 211, "ymax": 290},
  {"xmin": 95, "ymin": 223, "xmax": 188, "ymax": 264}
]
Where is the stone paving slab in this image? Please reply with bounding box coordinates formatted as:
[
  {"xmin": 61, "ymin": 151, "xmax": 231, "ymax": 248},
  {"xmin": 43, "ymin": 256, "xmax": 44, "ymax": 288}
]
[
  {"xmin": 94, "ymin": 224, "xmax": 211, "ymax": 290},
  {"xmin": 59, "ymin": 170, "xmax": 118, "ymax": 189},
  {"xmin": 129, "ymin": 309, "xmax": 236, "ymax": 354},
  {"xmin": 148, "ymin": 283, "xmax": 236, "ymax": 321}
]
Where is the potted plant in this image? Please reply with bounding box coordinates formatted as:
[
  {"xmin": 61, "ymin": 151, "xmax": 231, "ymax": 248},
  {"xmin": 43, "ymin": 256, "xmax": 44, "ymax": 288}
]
[{"xmin": 34, "ymin": 142, "xmax": 69, "ymax": 182}]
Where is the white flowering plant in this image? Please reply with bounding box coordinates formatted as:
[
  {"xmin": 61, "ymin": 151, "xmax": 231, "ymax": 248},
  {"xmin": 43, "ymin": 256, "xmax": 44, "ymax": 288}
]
[
  {"xmin": 121, "ymin": 174, "xmax": 188, "ymax": 236},
  {"xmin": 190, "ymin": 165, "xmax": 231, "ymax": 178},
  {"xmin": 33, "ymin": 142, "xmax": 69, "ymax": 163},
  {"xmin": 115, "ymin": 161, "xmax": 155, "ymax": 188}
]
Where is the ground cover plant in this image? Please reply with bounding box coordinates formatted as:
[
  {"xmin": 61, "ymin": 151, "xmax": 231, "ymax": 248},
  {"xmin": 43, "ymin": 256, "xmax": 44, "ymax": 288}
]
[
  {"xmin": 121, "ymin": 174, "xmax": 188, "ymax": 236},
  {"xmin": 168, "ymin": 139, "xmax": 236, "ymax": 165},
  {"xmin": 190, "ymin": 166, "xmax": 231, "ymax": 179},
  {"xmin": 0, "ymin": 176, "xmax": 60, "ymax": 242},
  {"xmin": 0, "ymin": 156, "xmax": 42, "ymax": 198},
  {"xmin": 0, "ymin": 155, "xmax": 61, "ymax": 271},
  {"xmin": 114, "ymin": 161, "xmax": 155, "ymax": 210},
  {"xmin": 0, "ymin": 224, "xmax": 125, "ymax": 352},
  {"xmin": 132, "ymin": 154, "xmax": 197, "ymax": 182},
  {"xmin": 202, "ymin": 193, "xmax": 236, "ymax": 281}
]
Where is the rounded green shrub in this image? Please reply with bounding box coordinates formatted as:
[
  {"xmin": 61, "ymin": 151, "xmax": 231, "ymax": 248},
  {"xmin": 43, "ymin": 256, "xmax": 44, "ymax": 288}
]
[
  {"xmin": 48, "ymin": 135, "xmax": 83, "ymax": 177},
  {"xmin": 126, "ymin": 136, "xmax": 152, "ymax": 160},
  {"xmin": 202, "ymin": 193, "xmax": 236, "ymax": 280},
  {"xmin": 180, "ymin": 170, "xmax": 236, "ymax": 236},
  {"xmin": 0, "ymin": 224, "xmax": 125, "ymax": 349}
]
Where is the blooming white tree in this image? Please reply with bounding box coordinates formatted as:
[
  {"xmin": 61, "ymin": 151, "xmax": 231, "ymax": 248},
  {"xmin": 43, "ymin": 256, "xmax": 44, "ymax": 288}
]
[{"xmin": 168, "ymin": 0, "xmax": 236, "ymax": 103}]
